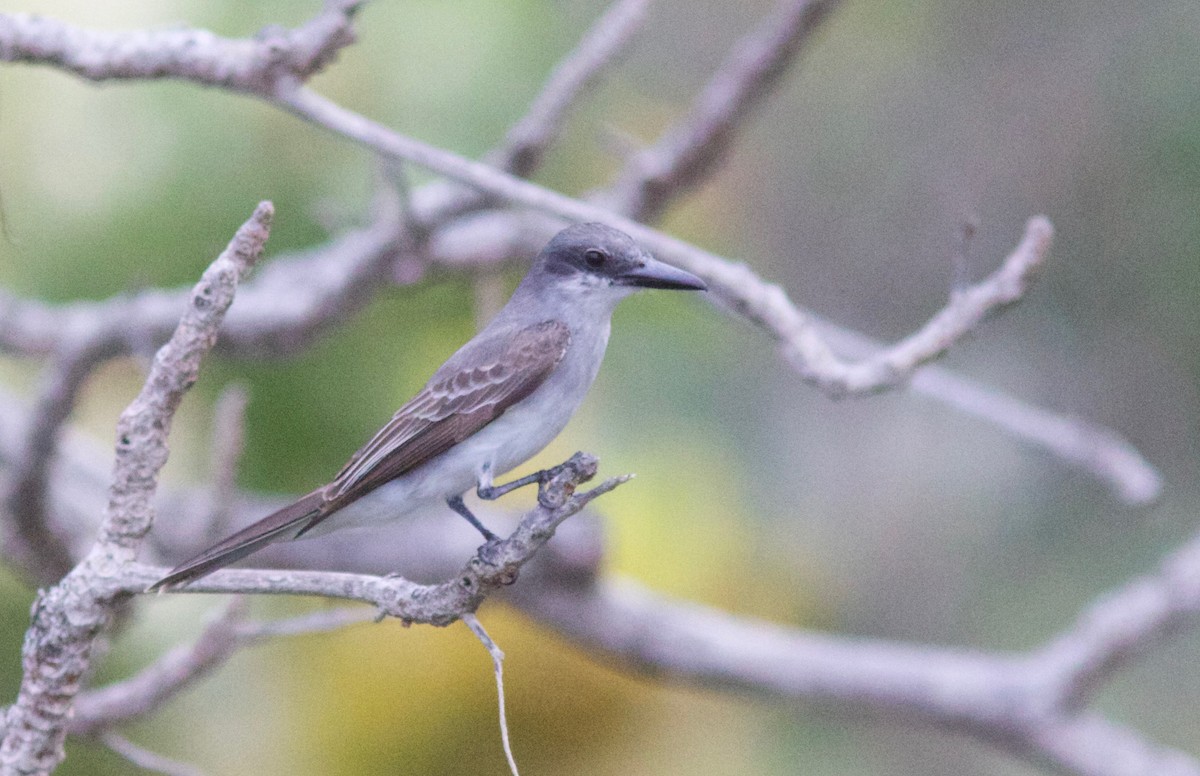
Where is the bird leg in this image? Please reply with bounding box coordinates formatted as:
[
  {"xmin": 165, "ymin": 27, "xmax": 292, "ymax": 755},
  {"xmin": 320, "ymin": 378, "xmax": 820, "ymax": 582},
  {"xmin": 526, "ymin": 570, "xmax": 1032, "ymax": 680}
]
[
  {"xmin": 446, "ymin": 494, "xmax": 500, "ymax": 542},
  {"xmin": 475, "ymin": 468, "xmax": 547, "ymax": 501},
  {"xmin": 465, "ymin": 458, "xmax": 580, "ymax": 537}
]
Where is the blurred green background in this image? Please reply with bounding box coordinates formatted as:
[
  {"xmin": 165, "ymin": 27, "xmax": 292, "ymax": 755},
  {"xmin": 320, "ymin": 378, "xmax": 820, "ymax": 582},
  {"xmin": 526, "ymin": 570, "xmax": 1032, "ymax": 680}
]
[{"xmin": 1, "ymin": 0, "xmax": 1199, "ymax": 773}]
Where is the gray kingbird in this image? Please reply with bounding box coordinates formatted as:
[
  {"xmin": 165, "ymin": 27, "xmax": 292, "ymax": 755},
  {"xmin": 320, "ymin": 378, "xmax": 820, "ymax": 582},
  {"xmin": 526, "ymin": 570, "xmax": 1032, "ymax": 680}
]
[{"xmin": 151, "ymin": 222, "xmax": 706, "ymax": 589}]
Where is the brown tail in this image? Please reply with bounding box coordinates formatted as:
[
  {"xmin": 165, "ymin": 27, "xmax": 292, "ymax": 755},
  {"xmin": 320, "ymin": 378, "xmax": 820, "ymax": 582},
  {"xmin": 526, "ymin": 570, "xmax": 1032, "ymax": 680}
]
[{"xmin": 148, "ymin": 490, "xmax": 326, "ymax": 591}]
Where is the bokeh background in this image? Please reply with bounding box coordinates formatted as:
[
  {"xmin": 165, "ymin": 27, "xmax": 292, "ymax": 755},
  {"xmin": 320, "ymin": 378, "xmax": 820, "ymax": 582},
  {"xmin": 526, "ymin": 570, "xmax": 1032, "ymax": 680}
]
[{"xmin": 1, "ymin": 0, "xmax": 1199, "ymax": 773}]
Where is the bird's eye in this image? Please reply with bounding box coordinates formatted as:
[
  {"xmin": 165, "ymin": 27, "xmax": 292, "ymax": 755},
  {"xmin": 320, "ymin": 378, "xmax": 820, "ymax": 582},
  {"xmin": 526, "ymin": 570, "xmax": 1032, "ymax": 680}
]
[{"xmin": 583, "ymin": 249, "xmax": 607, "ymax": 269}]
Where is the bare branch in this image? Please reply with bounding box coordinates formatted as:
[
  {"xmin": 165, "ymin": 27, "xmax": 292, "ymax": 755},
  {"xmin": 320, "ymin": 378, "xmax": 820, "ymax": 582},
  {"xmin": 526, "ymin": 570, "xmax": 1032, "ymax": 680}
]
[
  {"xmin": 278, "ymin": 86, "xmax": 1050, "ymax": 390},
  {"xmin": 896, "ymin": 353, "xmax": 1163, "ymax": 506},
  {"xmin": 71, "ymin": 604, "xmax": 375, "ymax": 738},
  {"xmin": 98, "ymin": 203, "xmax": 271, "ymax": 551},
  {"xmin": 602, "ymin": 0, "xmax": 839, "ymax": 221},
  {"xmin": 202, "ymin": 383, "xmax": 250, "ymax": 540},
  {"xmin": 1027, "ymin": 527, "xmax": 1200, "ymax": 710},
  {"xmin": 510, "ymin": 573, "xmax": 1200, "ymax": 776},
  {"xmin": 765, "ymin": 216, "xmax": 1053, "ymax": 396},
  {"xmin": 513, "ymin": 574, "xmax": 1021, "ymax": 722},
  {"xmin": 487, "ymin": 0, "xmax": 651, "ymax": 177},
  {"xmin": 0, "ymin": 203, "xmax": 271, "ymax": 775},
  {"xmin": 72, "ymin": 599, "xmax": 246, "ymax": 736},
  {"xmin": 0, "ymin": 189, "xmax": 402, "ymax": 362},
  {"xmin": 139, "ymin": 454, "xmax": 627, "ymax": 625},
  {"xmin": 98, "ymin": 732, "xmax": 207, "ymax": 776},
  {"xmin": 0, "ymin": 3, "xmax": 361, "ymax": 94},
  {"xmin": 1026, "ymin": 714, "xmax": 1200, "ymax": 776},
  {"xmin": 4, "ymin": 334, "xmax": 119, "ymax": 583}
]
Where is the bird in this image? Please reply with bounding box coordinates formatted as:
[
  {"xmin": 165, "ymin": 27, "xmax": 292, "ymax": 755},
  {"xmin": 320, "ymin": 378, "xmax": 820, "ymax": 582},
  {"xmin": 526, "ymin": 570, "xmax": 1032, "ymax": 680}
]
[{"xmin": 150, "ymin": 222, "xmax": 706, "ymax": 590}]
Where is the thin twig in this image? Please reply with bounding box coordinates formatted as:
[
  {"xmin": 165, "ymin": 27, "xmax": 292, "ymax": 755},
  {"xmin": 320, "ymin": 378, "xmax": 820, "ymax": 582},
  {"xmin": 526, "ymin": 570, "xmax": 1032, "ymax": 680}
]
[
  {"xmin": 951, "ymin": 216, "xmax": 980, "ymax": 294},
  {"xmin": 204, "ymin": 383, "xmax": 250, "ymax": 540},
  {"xmin": 72, "ymin": 598, "xmax": 246, "ymax": 736},
  {"xmin": 487, "ymin": 0, "xmax": 651, "ymax": 177},
  {"xmin": 4, "ymin": 334, "xmax": 118, "ymax": 582},
  {"xmin": 463, "ymin": 614, "xmax": 519, "ymax": 776},
  {"xmin": 602, "ymin": 0, "xmax": 839, "ymax": 221},
  {"xmin": 769, "ymin": 216, "xmax": 1053, "ymax": 395},
  {"xmin": 98, "ymin": 732, "xmax": 207, "ymax": 776}
]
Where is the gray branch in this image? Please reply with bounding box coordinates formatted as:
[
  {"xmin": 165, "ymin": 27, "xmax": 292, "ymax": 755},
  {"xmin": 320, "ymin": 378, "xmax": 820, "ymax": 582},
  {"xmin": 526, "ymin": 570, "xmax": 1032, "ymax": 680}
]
[
  {"xmin": 136, "ymin": 455, "xmax": 624, "ymax": 624},
  {"xmin": 71, "ymin": 599, "xmax": 247, "ymax": 737},
  {"xmin": 510, "ymin": 570, "xmax": 1200, "ymax": 776},
  {"xmin": 0, "ymin": 188, "xmax": 403, "ymax": 362},
  {"xmin": 98, "ymin": 732, "xmax": 206, "ymax": 776},
  {"xmin": 0, "ymin": 2, "xmax": 360, "ymax": 94},
  {"xmin": 0, "ymin": 203, "xmax": 272, "ymax": 775},
  {"xmin": 72, "ymin": 604, "xmax": 373, "ymax": 737},
  {"xmin": 3, "ymin": 334, "xmax": 120, "ymax": 583},
  {"xmin": 601, "ymin": 0, "xmax": 840, "ymax": 221},
  {"xmin": 487, "ymin": 0, "xmax": 651, "ymax": 177}
]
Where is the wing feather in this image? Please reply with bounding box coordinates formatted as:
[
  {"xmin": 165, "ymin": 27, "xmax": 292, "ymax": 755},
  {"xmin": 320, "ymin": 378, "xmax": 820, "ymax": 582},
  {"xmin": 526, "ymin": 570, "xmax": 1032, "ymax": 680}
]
[{"xmin": 316, "ymin": 319, "xmax": 570, "ymax": 515}]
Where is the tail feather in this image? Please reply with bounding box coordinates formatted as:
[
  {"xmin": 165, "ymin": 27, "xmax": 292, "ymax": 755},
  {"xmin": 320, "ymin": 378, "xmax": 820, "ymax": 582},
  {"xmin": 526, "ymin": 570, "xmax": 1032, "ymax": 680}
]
[{"xmin": 149, "ymin": 490, "xmax": 326, "ymax": 591}]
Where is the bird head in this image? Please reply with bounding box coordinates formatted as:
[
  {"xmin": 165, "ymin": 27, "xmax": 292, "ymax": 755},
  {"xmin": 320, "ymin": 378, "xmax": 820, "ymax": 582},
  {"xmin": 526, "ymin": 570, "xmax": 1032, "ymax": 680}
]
[{"xmin": 534, "ymin": 223, "xmax": 707, "ymax": 300}]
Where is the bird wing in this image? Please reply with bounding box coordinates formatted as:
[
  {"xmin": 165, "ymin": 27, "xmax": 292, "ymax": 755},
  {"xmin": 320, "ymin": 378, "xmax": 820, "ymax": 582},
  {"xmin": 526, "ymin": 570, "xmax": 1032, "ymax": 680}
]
[
  {"xmin": 319, "ymin": 319, "xmax": 572, "ymax": 512},
  {"xmin": 150, "ymin": 320, "xmax": 570, "ymax": 590}
]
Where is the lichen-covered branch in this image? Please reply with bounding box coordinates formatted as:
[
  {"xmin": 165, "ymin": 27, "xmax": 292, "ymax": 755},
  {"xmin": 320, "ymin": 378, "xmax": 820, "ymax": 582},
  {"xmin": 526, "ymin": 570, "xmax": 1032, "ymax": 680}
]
[{"xmin": 0, "ymin": 203, "xmax": 271, "ymax": 775}]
